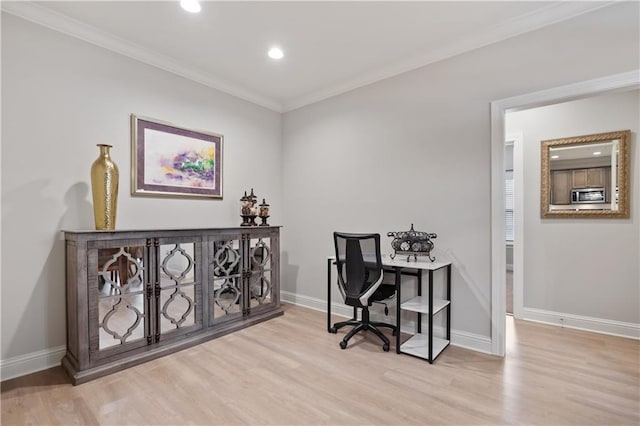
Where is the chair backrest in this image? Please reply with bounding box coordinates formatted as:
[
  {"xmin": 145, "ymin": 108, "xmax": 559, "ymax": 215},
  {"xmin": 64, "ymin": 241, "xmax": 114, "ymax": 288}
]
[{"xmin": 333, "ymin": 232, "xmax": 383, "ymax": 306}]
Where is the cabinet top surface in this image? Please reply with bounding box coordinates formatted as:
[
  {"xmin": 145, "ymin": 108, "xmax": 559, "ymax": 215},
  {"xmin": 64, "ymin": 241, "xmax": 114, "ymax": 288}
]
[{"xmin": 63, "ymin": 226, "xmax": 281, "ymax": 235}]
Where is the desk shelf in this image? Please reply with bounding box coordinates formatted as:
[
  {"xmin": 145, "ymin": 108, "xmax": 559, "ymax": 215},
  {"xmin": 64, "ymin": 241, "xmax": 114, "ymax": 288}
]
[
  {"xmin": 395, "ymin": 261, "xmax": 452, "ymax": 363},
  {"xmin": 401, "ymin": 296, "xmax": 449, "ymax": 315},
  {"xmin": 400, "ymin": 334, "xmax": 449, "ymax": 360}
]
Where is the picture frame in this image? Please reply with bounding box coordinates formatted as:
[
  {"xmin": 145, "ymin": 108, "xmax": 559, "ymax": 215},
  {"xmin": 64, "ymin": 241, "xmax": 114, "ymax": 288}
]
[{"xmin": 131, "ymin": 114, "xmax": 223, "ymax": 199}]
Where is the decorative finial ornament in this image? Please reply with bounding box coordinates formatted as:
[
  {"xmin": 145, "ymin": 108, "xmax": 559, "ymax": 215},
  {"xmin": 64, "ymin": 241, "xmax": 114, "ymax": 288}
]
[
  {"xmin": 259, "ymin": 198, "xmax": 270, "ymax": 226},
  {"xmin": 240, "ymin": 189, "xmax": 264, "ymax": 226},
  {"xmin": 240, "ymin": 190, "xmax": 253, "ymax": 226}
]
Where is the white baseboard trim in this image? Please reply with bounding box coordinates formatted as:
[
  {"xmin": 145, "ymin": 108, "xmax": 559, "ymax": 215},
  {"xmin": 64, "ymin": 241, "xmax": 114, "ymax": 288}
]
[
  {"xmin": 0, "ymin": 345, "xmax": 66, "ymax": 382},
  {"xmin": 522, "ymin": 307, "xmax": 640, "ymax": 340},
  {"xmin": 281, "ymin": 291, "xmax": 492, "ymax": 355},
  {"xmin": 448, "ymin": 328, "xmax": 493, "ymax": 355},
  {"xmin": 281, "ymin": 290, "xmax": 355, "ymax": 318}
]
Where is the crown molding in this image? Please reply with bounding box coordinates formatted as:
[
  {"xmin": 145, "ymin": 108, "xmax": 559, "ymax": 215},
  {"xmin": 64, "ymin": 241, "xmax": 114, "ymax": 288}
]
[
  {"xmin": 282, "ymin": 1, "xmax": 618, "ymax": 112},
  {"xmin": 1, "ymin": 1, "xmax": 284, "ymax": 113},
  {"xmin": 493, "ymin": 69, "xmax": 640, "ymax": 112}
]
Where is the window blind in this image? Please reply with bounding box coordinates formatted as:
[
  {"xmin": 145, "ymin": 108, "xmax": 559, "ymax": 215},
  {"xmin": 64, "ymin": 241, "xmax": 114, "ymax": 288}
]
[{"xmin": 505, "ymin": 171, "xmax": 514, "ymax": 242}]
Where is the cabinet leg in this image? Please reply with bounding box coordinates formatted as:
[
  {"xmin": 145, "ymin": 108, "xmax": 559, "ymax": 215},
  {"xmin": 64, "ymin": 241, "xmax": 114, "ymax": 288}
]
[{"xmin": 395, "ymin": 267, "xmax": 401, "ymax": 354}]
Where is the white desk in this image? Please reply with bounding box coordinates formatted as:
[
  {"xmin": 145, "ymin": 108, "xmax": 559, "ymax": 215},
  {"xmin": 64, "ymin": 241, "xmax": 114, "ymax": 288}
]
[{"xmin": 327, "ymin": 255, "xmax": 452, "ymax": 363}]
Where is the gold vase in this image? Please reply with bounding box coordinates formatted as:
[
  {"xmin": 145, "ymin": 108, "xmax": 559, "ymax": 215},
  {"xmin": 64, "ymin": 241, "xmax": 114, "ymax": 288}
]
[{"xmin": 91, "ymin": 144, "xmax": 119, "ymax": 230}]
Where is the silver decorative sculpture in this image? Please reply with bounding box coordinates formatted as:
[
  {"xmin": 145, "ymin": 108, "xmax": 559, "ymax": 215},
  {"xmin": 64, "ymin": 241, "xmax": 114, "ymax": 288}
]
[{"xmin": 387, "ymin": 224, "xmax": 437, "ymax": 261}]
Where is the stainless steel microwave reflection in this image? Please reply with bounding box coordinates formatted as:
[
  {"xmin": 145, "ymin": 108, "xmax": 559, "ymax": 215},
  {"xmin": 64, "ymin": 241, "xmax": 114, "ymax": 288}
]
[
  {"xmin": 571, "ymin": 187, "xmax": 605, "ymax": 204},
  {"xmin": 387, "ymin": 224, "xmax": 437, "ymax": 261},
  {"xmin": 541, "ymin": 130, "xmax": 631, "ymax": 218}
]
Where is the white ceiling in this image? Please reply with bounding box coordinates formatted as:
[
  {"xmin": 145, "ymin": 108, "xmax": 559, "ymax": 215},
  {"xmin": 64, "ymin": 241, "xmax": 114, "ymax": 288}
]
[
  {"xmin": 3, "ymin": 1, "xmax": 614, "ymax": 112},
  {"xmin": 550, "ymin": 141, "xmax": 615, "ymax": 161}
]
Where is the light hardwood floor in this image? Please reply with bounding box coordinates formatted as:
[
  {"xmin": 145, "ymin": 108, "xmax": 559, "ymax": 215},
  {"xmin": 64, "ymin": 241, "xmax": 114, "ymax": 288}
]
[{"xmin": 2, "ymin": 303, "xmax": 639, "ymax": 425}]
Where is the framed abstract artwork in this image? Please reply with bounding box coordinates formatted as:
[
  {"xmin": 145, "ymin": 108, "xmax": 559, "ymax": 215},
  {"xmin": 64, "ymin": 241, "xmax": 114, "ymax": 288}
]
[{"xmin": 131, "ymin": 115, "xmax": 223, "ymax": 199}]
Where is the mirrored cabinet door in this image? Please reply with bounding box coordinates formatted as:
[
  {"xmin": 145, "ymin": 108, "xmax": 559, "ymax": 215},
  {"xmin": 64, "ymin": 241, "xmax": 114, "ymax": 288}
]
[
  {"xmin": 248, "ymin": 236, "xmax": 275, "ymax": 312},
  {"xmin": 88, "ymin": 240, "xmax": 149, "ymax": 360},
  {"xmin": 156, "ymin": 237, "xmax": 204, "ymax": 341},
  {"xmin": 209, "ymin": 234, "xmax": 244, "ymax": 325}
]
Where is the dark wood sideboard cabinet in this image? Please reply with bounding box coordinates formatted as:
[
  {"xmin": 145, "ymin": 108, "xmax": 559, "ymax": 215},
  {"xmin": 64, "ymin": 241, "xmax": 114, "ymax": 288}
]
[{"xmin": 62, "ymin": 226, "xmax": 282, "ymax": 384}]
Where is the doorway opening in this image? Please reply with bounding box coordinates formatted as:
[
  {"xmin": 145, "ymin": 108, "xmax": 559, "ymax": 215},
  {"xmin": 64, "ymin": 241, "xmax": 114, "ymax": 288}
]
[{"xmin": 490, "ymin": 70, "xmax": 639, "ymax": 357}]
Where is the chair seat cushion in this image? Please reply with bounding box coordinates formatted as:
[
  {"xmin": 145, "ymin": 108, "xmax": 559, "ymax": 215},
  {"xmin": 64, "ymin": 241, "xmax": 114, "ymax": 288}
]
[{"xmin": 371, "ymin": 283, "xmax": 395, "ymax": 302}]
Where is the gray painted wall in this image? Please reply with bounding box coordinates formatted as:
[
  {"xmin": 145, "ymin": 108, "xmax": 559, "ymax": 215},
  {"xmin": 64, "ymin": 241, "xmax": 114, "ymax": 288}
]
[
  {"xmin": 1, "ymin": 14, "xmax": 283, "ymax": 361},
  {"xmin": 281, "ymin": 2, "xmax": 639, "ymax": 339},
  {"xmin": 506, "ymin": 89, "xmax": 639, "ymax": 323}
]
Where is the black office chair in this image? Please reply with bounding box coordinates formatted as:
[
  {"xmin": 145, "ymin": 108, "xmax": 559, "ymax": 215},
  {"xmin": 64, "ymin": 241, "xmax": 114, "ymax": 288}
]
[{"xmin": 330, "ymin": 232, "xmax": 397, "ymax": 351}]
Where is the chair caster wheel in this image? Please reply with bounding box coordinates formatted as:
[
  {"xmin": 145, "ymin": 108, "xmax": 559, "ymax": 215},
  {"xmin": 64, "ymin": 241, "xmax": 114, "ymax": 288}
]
[
  {"xmin": 383, "ymin": 343, "xmax": 390, "ymax": 352},
  {"xmin": 329, "ymin": 327, "xmax": 337, "ymax": 334},
  {"xmin": 339, "ymin": 341, "xmax": 348, "ymax": 349}
]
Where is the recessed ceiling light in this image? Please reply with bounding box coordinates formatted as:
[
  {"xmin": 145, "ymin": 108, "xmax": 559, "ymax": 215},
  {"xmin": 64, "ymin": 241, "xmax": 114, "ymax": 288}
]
[
  {"xmin": 180, "ymin": 0, "xmax": 201, "ymax": 13},
  {"xmin": 551, "ymin": 155, "xmax": 560, "ymax": 159},
  {"xmin": 593, "ymin": 151, "xmax": 602, "ymax": 156},
  {"xmin": 268, "ymin": 47, "xmax": 284, "ymax": 60}
]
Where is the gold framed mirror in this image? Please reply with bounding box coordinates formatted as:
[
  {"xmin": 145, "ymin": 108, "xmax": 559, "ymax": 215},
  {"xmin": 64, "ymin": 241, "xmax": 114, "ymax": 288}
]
[{"xmin": 541, "ymin": 130, "xmax": 631, "ymax": 218}]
